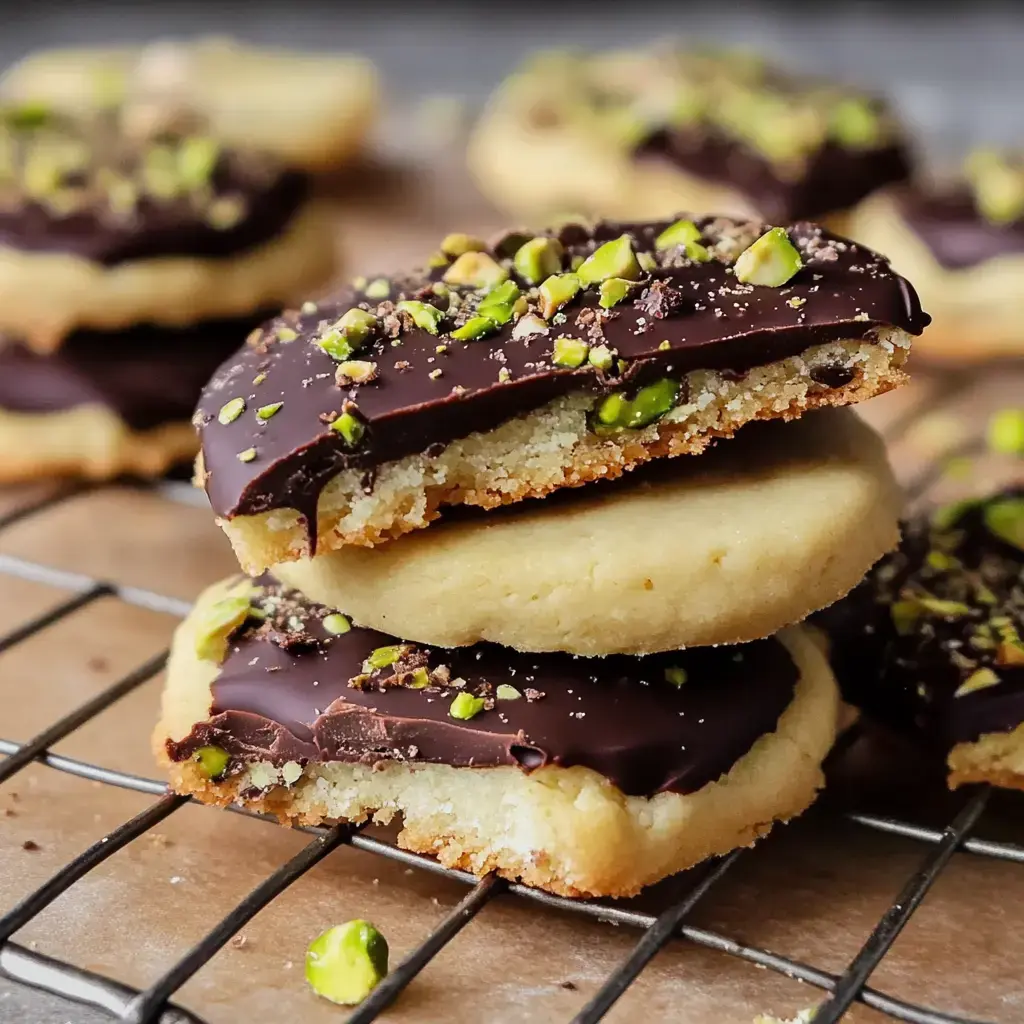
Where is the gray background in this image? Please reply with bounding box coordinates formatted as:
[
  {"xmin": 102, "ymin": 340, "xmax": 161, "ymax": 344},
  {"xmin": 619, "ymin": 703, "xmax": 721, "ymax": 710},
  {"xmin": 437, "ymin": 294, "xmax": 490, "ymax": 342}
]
[{"xmin": 1, "ymin": 2, "xmax": 1021, "ymax": 1022}]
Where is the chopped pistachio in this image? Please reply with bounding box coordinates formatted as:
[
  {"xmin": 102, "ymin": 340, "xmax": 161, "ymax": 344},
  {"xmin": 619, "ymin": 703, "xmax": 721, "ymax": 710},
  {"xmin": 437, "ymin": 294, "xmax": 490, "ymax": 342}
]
[
  {"xmin": 734, "ymin": 228, "xmax": 803, "ymax": 287},
  {"xmin": 576, "ymin": 234, "xmax": 642, "ymax": 285},
  {"xmin": 449, "ymin": 691, "xmax": 486, "ymax": 720},
  {"xmin": 983, "ymin": 497, "xmax": 1024, "ymax": 552},
  {"xmin": 451, "ymin": 316, "xmax": 497, "ymax": 341},
  {"xmin": 323, "ymin": 613, "xmax": 351, "ymax": 635},
  {"xmin": 495, "ymin": 683, "xmax": 522, "ymax": 700},
  {"xmin": 598, "ymin": 278, "xmax": 634, "ymax": 308},
  {"xmin": 396, "ymin": 300, "xmax": 445, "ymax": 335},
  {"xmin": 364, "ymin": 645, "xmax": 405, "ymax": 671},
  {"xmin": 276, "ymin": 327, "xmax": 298, "ymax": 343},
  {"xmin": 193, "ymin": 745, "xmax": 230, "ymax": 780},
  {"xmin": 440, "ymin": 232, "xmax": 486, "ymax": 257},
  {"xmin": 513, "ymin": 313, "xmax": 550, "ymax": 340},
  {"xmin": 426, "ymin": 251, "xmax": 449, "ymax": 269},
  {"xmin": 194, "ymin": 590, "xmax": 253, "ymax": 662},
  {"xmin": 594, "ymin": 378, "xmax": 679, "ymax": 431},
  {"xmin": 829, "ymin": 98, "xmax": 883, "ymax": 148},
  {"xmin": 318, "ymin": 308, "xmax": 378, "ymax": 360},
  {"xmin": 443, "ymin": 250, "xmax": 509, "ymax": 289},
  {"xmin": 917, "ymin": 595, "xmax": 972, "ymax": 617},
  {"xmin": 7, "ymin": 100, "xmax": 50, "ymax": 129},
  {"xmin": 664, "ymin": 666, "xmax": 688, "ymax": 686},
  {"xmin": 890, "ymin": 599, "xmax": 923, "ymax": 636},
  {"xmin": 336, "ymin": 360, "xmax": 378, "ymax": 385},
  {"xmin": 538, "ymin": 273, "xmax": 581, "ymax": 318},
  {"xmin": 658, "ymin": 340, "xmax": 671, "ymax": 351},
  {"xmin": 177, "ymin": 135, "xmax": 219, "ymax": 190},
  {"xmin": 256, "ymin": 402, "xmax": 283, "ymax": 421},
  {"xmin": 253, "ymin": 372, "xmax": 268, "ymax": 386},
  {"xmin": 407, "ymin": 667, "xmax": 431, "ymax": 689},
  {"xmin": 513, "ymin": 236, "xmax": 564, "ymax": 284},
  {"xmin": 987, "ymin": 408, "xmax": 1024, "ymax": 455},
  {"xmin": 954, "ymin": 667, "xmax": 1001, "ymax": 698},
  {"xmin": 787, "ymin": 296, "xmax": 807, "ymax": 308},
  {"xmin": 588, "ymin": 344, "xmax": 614, "ymax": 371},
  {"xmin": 364, "ymin": 278, "xmax": 390, "ymax": 299},
  {"xmin": 306, "ymin": 921, "xmax": 389, "ymax": 1006},
  {"xmin": 654, "ymin": 219, "xmax": 701, "ymax": 251},
  {"xmin": 498, "ymin": 367, "xmax": 511, "ymax": 382},
  {"xmin": 552, "ymin": 336, "xmax": 589, "ymax": 368},
  {"xmin": 236, "ymin": 447, "xmax": 257, "ymax": 463},
  {"xmin": 218, "ymin": 397, "xmax": 245, "ymax": 425},
  {"xmin": 330, "ymin": 410, "xmax": 365, "ymax": 447},
  {"xmin": 476, "ymin": 280, "xmax": 522, "ymax": 325},
  {"xmin": 925, "ymin": 550, "xmax": 958, "ymax": 572},
  {"xmin": 637, "ymin": 251, "xmax": 657, "ymax": 273},
  {"xmin": 966, "ymin": 151, "xmax": 1024, "ymax": 225},
  {"xmin": 998, "ymin": 640, "xmax": 1024, "ymax": 667}
]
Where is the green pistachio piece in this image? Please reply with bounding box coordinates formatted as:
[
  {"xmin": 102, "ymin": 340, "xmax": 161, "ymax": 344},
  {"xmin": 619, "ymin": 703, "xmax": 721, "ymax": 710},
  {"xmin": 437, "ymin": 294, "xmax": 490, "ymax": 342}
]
[
  {"xmin": 193, "ymin": 745, "xmax": 230, "ymax": 779},
  {"xmin": 637, "ymin": 251, "xmax": 657, "ymax": 273},
  {"xmin": 538, "ymin": 273, "xmax": 581, "ymax": 318},
  {"xmin": 335, "ymin": 360, "xmax": 378, "ymax": 385},
  {"xmin": 440, "ymin": 232, "xmax": 486, "ymax": 257},
  {"xmin": 451, "ymin": 316, "xmax": 497, "ymax": 342},
  {"xmin": 396, "ymin": 300, "xmax": 445, "ymax": 335},
  {"xmin": 513, "ymin": 236, "xmax": 564, "ymax": 284},
  {"xmin": 236, "ymin": 447, "xmax": 257, "ymax": 463},
  {"xmin": 7, "ymin": 101, "xmax": 50, "ymax": 129},
  {"xmin": 890, "ymin": 599, "xmax": 922, "ymax": 637},
  {"xmin": 576, "ymin": 234, "xmax": 642, "ymax": 286},
  {"xmin": 998, "ymin": 640, "xmax": 1024, "ymax": 667},
  {"xmin": 306, "ymin": 920, "xmax": 389, "ymax": 1006},
  {"xmin": 983, "ymin": 497, "xmax": 1024, "ymax": 552},
  {"xmin": 449, "ymin": 691, "xmax": 486, "ymax": 720},
  {"xmin": 476, "ymin": 280, "xmax": 522, "ymax": 325},
  {"xmin": 552, "ymin": 336, "xmax": 589, "ymax": 368},
  {"xmin": 495, "ymin": 684, "xmax": 522, "ymax": 700},
  {"xmin": 684, "ymin": 241, "xmax": 711, "ymax": 262},
  {"xmin": 734, "ymin": 228, "xmax": 803, "ymax": 287},
  {"xmin": 364, "ymin": 278, "xmax": 390, "ymax": 299},
  {"xmin": 318, "ymin": 308, "xmax": 378, "ymax": 360},
  {"xmin": 443, "ymin": 251, "xmax": 509, "ymax": 289},
  {"xmin": 177, "ymin": 136, "xmax": 219, "ymax": 190},
  {"xmin": 588, "ymin": 344, "xmax": 614, "ymax": 371},
  {"xmin": 829, "ymin": 98, "xmax": 883, "ymax": 148},
  {"xmin": 276, "ymin": 327, "xmax": 298, "ymax": 343},
  {"xmin": 330, "ymin": 410, "xmax": 365, "ymax": 447},
  {"xmin": 218, "ymin": 397, "xmax": 245, "ymax": 425},
  {"xmin": 925, "ymin": 550, "xmax": 958, "ymax": 572},
  {"xmin": 654, "ymin": 219, "xmax": 701, "ymax": 251},
  {"xmin": 917, "ymin": 596, "xmax": 972, "ymax": 618},
  {"xmin": 954, "ymin": 667, "xmax": 1001, "ymax": 698},
  {"xmin": 256, "ymin": 402, "xmax": 282, "ymax": 421},
  {"xmin": 664, "ymin": 667, "xmax": 688, "ymax": 687},
  {"xmin": 594, "ymin": 378, "xmax": 679, "ymax": 431},
  {"xmin": 512, "ymin": 313, "xmax": 550, "ymax": 340},
  {"xmin": 322, "ymin": 613, "xmax": 351, "ymax": 635},
  {"xmin": 598, "ymin": 278, "xmax": 634, "ymax": 309},
  {"xmin": 987, "ymin": 408, "xmax": 1024, "ymax": 455},
  {"xmin": 364, "ymin": 645, "xmax": 405, "ymax": 670},
  {"xmin": 194, "ymin": 590, "xmax": 254, "ymax": 662},
  {"xmin": 966, "ymin": 151, "xmax": 1024, "ymax": 226},
  {"xmin": 407, "ymin": 667, "xmax": 431, "ymax": 689}
]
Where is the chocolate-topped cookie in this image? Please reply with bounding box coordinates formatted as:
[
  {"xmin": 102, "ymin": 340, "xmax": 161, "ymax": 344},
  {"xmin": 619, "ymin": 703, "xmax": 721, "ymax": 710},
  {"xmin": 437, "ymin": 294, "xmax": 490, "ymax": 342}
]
[
  {"xmin": 469, "ymin": 46, "xmax": 910, "ymax": 227},
  {"xmin": 0, "ymin": 107, "xmax": 337, "ymax": 351},
  {"xmin": 193, "ymin": 214, "xmax": 927, "ymax": 573},
  {"xmin": 156, "ymin": 575, "xmax": 840, "ymax": 897},
  {"xmin": 847, "ymin": 150, "xmax": 1024, "ymax": 362},
  {"xmin": 816, "ymin": 489, "xmax": 1024, "ymax": 790}
]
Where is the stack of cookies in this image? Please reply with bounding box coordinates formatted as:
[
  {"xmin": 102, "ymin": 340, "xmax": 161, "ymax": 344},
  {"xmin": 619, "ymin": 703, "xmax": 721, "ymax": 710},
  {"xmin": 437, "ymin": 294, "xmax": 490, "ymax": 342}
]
[
  {"xmin": 157, "ymin": 214, "xmax": 929, "ymax": 897},
  {"xmin": 0, "ymin": 105, "xmax": 338, "ymax": 482}
]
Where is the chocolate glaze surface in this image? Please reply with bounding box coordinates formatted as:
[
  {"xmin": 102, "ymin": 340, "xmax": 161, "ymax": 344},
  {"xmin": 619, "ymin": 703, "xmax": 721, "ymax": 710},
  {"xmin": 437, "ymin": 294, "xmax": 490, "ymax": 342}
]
[
  {"xmin": 195, "ymin": 216, "xmax": 928, "ymax": 530},
  {"xmin": 816, "ymin": 490, "xmax": 1024, "ymax": 750},
  {"xmin": 897, "ymin": 188, "xmax": 1024, "ymax": 271},
  {"xmin": 167, "ymin": 579, "xmax": 799, "ymax": 797},
  {"xmin": 0, "ymin": 314, "xmax": 271, "ymax": 430}
]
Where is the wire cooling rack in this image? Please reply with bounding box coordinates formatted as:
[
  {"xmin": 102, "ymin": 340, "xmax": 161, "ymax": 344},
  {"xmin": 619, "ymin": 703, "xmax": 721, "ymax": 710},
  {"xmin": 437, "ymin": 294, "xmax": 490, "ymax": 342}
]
[{"xmin": 1, "ymin": 378, "xmax": 1023, "ymax": 1024}]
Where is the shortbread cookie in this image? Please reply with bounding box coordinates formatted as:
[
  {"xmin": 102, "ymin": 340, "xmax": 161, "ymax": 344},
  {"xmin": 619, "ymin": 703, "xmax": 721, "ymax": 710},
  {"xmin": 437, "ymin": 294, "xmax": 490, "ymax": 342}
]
[
  {"xmin": 0, "ymin": 111, "xmax": 336, "ymax": 351},
  {"xmin": 156, "ymin": 576, "xmax": 839, "ymax": 898},
  {"xmin": 274, "ymin": 410, "xmax": 900, "ymax": 655},
  {"xmin": 1, "ymin": 38, "xmax": 377, "ymax": 172},
  {"xmin": 816, "ymin": 489, "xmax": 1024, "ymax": 790},
  {"xmin": 193, "ymin": 216, "xmax": 928, "ymax": 573},
  {"xmin": 0, "ymin": 314, "xmax": 264, "ymax": 482},
  {"xmin": 847, "ymin": 150, "xmax": 1024, "ymax": 362},
  {"xmin": 468, "ymin": 47, "xmax": 910, "ymax": 225}
]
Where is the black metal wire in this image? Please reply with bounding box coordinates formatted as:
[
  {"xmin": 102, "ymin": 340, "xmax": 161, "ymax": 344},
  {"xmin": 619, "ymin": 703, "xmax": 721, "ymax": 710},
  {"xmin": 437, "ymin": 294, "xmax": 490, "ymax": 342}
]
[{"xmin": 0, "ymin": 381, "xmax": 1018, "ymax": 1024}]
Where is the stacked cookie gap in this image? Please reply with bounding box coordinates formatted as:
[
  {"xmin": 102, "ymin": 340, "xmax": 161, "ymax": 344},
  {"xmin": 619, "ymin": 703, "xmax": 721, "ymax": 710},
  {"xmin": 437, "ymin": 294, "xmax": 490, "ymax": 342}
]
[
  {"xmin": 0, "ymin": 101, "xmax": 337, "ymax": 482},
  {"xmin": 158, "ymin": 215, "xmax": 929, "ymax": 897}
]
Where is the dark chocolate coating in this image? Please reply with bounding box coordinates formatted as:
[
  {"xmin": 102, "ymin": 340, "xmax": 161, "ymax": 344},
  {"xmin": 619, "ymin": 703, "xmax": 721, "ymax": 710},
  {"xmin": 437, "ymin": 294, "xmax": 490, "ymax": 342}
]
[
  {"xmin": 897, "ymin": 188, "xmax": 1024, "ymax": 271},
  {"xmin": 194, "ymin": 217, "xmax": 929, "ymax": 531},
  {"xmin": 167, "ymin": 579, "xmax": 799, "ymax": 797},
  {"xmin": 816, "ymin": 490, "xmax": 1024, "ymax": 751},
  {"xmin": 0, "ymin": 314, "xmax": 271, "ymax": 430},
  {"xmin": 638, "ymin": 128, "xmax": 911, "ymax": 223}
]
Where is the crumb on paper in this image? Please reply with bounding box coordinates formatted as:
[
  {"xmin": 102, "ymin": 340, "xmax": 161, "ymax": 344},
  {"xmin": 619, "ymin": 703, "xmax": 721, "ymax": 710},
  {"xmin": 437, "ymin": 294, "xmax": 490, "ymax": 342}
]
[
  {"xmin": 230, "ymin": 934, "xmax": 248, "ymax": 950},
  {"xmin": 560, "ymin": 981, "xmax": 578, "ymax": 991},
  {"xmin": 87, "ymin": 655, "xmax": 110, "ymax": 672},
  {"xmin": 148, "ymin": 833, "xmax": 171, "ymax": 847},
  {"xmin": 169, "ymin": 875, "xmax": 184, "ymax": 885},
  {"xmin": 22, "ymin": 840, "xmax": 39, "ymax": 851},
  {"xmin": 753, "ymin": 1010, "xmax": 816, "ymax": 1024}
]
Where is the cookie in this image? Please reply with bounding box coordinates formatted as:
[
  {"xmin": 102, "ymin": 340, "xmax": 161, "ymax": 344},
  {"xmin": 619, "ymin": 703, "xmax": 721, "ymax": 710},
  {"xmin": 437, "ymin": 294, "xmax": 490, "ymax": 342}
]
[
  {"xmin": 1, "ymin": 37, "xmax": 377, "ymax": 172},
  {"xmin": 816, "ymin": 489, "xmax": 1024, "ymax": 790},
  {"xmin": 468, "ymin": 47, "xmax": 910, "ymax": 226},
  {"xmin": 847, "ymin": 150, "xmax": 1024, "ymax": 363},
  {"xmin": 155, "ymin": 576, "xmax": 839, "ymax": 898},
  {"xmin": 193, "ymin": 216, "xmax": 927, "ymax": 574},
  {"xmin": 273, "ymin": 409, "xmax": 900, "ymax": 656},
  {"xmin": 0, "ymin": 111, "xmax": 337, "ymax": 351},
  {"xmin": 0, "ymin": 314, "xmax": 265, "ymax": 482}
]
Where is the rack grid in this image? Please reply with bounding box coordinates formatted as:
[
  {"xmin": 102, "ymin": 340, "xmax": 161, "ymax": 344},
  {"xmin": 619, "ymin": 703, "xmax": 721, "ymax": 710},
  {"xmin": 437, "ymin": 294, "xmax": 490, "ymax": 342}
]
[{"xmin": 1, "ymin": 379, "xmax": 1022, "ymax": 1024}]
